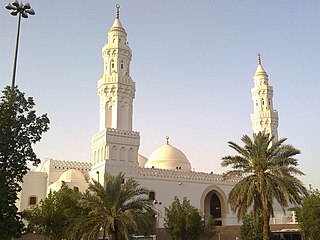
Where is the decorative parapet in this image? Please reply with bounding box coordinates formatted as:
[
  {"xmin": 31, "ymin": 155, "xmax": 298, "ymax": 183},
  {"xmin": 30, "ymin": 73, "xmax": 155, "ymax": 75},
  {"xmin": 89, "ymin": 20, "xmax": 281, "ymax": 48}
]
[
  {"xmin": 92, "ymin": 128, "xmax": 139, "ymax": 140},
  {"xmin": 49, "ymin": 159, "xmax": 92, "ymax": 173},
  {"xmin": 106, "ymin": 127, "xmax": 139, "ymax": 137},
  {"xmin": 98, "ymin": 75, "xmax": 136, "ymax": 89},
  {"xmin": 138, "ymin": 168, "xmax": 239, "ymax": 183},
  {"xmin": 251, "ymin": 111, "xmax": 278, "ymax": 119}
]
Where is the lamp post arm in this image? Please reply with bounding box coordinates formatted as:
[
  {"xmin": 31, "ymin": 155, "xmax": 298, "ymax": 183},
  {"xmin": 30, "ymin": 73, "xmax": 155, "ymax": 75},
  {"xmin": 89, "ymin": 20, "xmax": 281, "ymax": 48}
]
[{"xmin": 11, "ymin": 11, "xmax": 22, "ymax": 90}]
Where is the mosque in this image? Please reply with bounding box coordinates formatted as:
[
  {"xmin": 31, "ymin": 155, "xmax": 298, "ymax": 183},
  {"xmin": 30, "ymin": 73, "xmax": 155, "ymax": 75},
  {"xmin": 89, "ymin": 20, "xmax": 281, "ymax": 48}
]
[{"xmin": 17, "ymin": 5, "xmax": 298, "ymax": 239}]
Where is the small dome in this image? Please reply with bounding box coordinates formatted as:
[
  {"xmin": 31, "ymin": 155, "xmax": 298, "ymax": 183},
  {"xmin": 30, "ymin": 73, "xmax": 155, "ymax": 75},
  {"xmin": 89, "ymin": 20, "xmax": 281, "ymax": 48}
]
[
  {"xmin": 145, "ymin": 137, "xmax": 191, "ymax": 171},
  {"xmin": 109, "ymin": 5, "xmax": 126, "ymax": 33},
  {"xmin": 254, "ymin": 53, "xmax": 268, "ymax": 77},
  {"xmin": 58, "ymin": 169, "xmax": 86, "ymax": 182},
  {"xmin": 110, "ymin": 18, "xmax": 125, "ymax": 31},
  {"xmin": 254, "ymin": 64, "xmax": 268, "ymax": 76},
  {"xmin": 138, "ymin": 154, "xmax": 148, "ymax": 167}
]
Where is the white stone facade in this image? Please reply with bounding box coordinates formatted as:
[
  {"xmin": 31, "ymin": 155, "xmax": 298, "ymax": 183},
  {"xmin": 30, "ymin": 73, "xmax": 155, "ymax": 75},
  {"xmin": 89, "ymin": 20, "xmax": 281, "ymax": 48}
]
[
  {"xmin": 18, "ymin": 158, "xmax": 91, "ymax": 208},
  {"xmin": 17, "ymin": 6, "xmax": 285, "ymax": 229}
]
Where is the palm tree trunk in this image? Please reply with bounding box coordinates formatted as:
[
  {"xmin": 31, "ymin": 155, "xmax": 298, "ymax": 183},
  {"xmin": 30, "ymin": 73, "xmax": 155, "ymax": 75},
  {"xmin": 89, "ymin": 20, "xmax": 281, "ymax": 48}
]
[
  {"xmin": 102, "ymin": 227, "xmax": 106, "ymax": 240},
  {"xmin": 109, "ymin": 231, "xmax": 117, "ymax": 240},
  {"xmin": 261, "ymin": 188, "xmax": 271, "ymax": 240},
  {"xmin": 262, "ymin": 210, "xmax": 269, "ymax": 240},
  {"xmin": 262, "ymin": 205, "xmax": 271, "ymax": 240}
]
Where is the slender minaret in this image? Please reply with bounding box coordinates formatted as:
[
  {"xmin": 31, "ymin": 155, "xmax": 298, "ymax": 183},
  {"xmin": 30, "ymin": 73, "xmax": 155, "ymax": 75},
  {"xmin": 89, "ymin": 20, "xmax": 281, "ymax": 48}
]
[
  {"xmin": 91, "ymin": 5, "xmax": 140, "ymax": 180},
  {"xmin": 99, "ymin": 5, "xmax": 134, "ymax": 131},
  {"xmin": 251, "ymin": 54, "xmax": 279, "ymax": 142}
]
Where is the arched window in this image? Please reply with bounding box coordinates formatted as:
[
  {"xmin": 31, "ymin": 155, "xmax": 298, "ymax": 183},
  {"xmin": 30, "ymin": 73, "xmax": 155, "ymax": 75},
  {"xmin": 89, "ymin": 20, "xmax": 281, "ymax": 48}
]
[
  {"xmin": 101, "ymin": 147, "xmax": 104, "ymax": 161},
  {"xmin": 120, "ymin": 147, "xmax": 125, "ymax": 161},
  {"xmin": 111, "ymin": 145, "xmax": 117, "ymax": 160},
  {"xmin": 149, "ymin": 191, "xmax": 155, "ymax": 201},
  {"xmin": 128, "ymin": 148, "xmax": 134, "ymax": 162},
  {"xmin": 29, "ymin": 196, "xmax": 37, "ymax": 206}
]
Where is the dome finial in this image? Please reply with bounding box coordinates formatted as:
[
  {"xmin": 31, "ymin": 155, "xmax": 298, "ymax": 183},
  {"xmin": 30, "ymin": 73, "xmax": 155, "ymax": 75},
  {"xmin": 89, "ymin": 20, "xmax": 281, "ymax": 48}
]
[
  {"xmin": 166, "ymin": 136, "xmax": 170, "ymax": 145},
  {"xmin": 116, "ymin": 4, "xmax": 120, "ymax": 19},
  {"xmin": 258, "ymin": 53, "xmax": 261, "ymax": 65}
]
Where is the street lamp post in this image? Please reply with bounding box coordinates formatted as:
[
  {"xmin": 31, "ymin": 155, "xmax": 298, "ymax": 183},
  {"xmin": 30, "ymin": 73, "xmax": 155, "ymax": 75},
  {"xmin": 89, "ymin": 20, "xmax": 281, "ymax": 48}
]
[
  {"xmin": 153, "ymin": 200, "xmax": 162, "ymax": 240},
  {"xmin": 5, "ymin": 0, "xmax": 35, "ymax": 90},
  {"xmin": 96, "ymin": 171, "xmax": 100, "ymax": 183}
]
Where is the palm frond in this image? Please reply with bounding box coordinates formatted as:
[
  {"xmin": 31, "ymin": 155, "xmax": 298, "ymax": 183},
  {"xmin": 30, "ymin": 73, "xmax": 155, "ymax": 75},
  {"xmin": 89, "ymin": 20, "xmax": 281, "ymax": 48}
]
[{"xmin": 221, "ymin": 132, "xmax": 307, "ymax": 228}]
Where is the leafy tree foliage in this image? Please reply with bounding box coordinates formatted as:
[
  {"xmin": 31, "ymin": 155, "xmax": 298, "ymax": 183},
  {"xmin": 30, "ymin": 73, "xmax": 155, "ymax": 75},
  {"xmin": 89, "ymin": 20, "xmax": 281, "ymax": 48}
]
[
  {"xmin": 299, "ymin": 189, "xmax": 320, "ymax": 240},
  {"xmin": 70, "ymin": 173, "xmax": 154, "ymax": 240},
  {"xmin": 201, "ymin": 216, "xmax": 217, "ymax": 240},
  {"xmin": 240, "ymin": 210, "xmax": 263, "ymax": 240},
  {"xmin": 221, "ymin": 132, "xmax": 307, "ymax": 240},
  {"xmin": 164, "ymin": 196, "xmax": 204, "ymax": 240},
  {"xmin": 0, "ymin": 87, "xmax": 49, "ymax": 239},
  {"xmin": 23, "ymin": 184, "xmax": 83, "ymax": 240}
]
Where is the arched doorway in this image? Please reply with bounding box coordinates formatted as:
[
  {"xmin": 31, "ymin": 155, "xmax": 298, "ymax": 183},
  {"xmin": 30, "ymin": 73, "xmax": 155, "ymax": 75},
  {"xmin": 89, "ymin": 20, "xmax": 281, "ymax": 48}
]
[
  {"xmin": 210, "ymin": 193, "xmax": 221, "ymax": 218},
  {"xmin": 200, "ymin": 186, "xmax": 228, "ymax": 226}
]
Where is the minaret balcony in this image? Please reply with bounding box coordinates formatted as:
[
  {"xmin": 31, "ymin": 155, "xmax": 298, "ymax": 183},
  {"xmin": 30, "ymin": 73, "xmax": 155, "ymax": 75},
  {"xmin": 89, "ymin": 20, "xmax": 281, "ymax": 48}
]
[
  {"xmin": 92, "ymin": 128, "xmax": 139, "ymax": 140},
  {"xmin": 251, "ymin": 110, "xmax": 278, "ymax": 119},
  {"xmin": 98, "ymin": 75, "xmax": 134, "ymax": 85},
  {"xmin": 106, "ymin": 127, "xmax": 139, "ymax": 137}
]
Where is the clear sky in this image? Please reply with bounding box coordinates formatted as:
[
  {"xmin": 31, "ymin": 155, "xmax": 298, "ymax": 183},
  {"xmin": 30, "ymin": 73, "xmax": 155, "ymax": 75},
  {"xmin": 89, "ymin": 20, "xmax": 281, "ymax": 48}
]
[{"xmin": 1, "ymin": 1, "xmax": 319, "ymax": 189}]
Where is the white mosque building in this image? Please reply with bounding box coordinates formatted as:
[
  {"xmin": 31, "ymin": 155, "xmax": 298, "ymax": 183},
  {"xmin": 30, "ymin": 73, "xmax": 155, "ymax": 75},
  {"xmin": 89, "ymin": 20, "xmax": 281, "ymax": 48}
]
[{"xmin": 17, "ymin": 5, "xmax": 297, "ymax": 238}]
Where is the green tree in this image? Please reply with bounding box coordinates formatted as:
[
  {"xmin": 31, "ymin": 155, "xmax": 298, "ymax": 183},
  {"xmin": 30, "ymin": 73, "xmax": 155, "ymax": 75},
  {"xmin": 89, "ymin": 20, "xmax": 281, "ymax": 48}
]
[
  {"xmin": 0, "ymin": 87, "xmax": 50, "ymax": 239},
  {"xmin": 71, "ymin": 172, "xmax": 154, "ymax": 240},
  {"xmin": 201, "ymin": 216, "xmax": 217, "ymax": 240},
  {"xmin": 164, "ymin": 196, "xmax": 204, "ymax": 240},
  {"xmin": 240, "ymin": 210, "xmax": 263, "ymax": 240},
  {"xmin": 221, "ymin": 132, "xmax": 307, "ymax": 240},
  {"xmin": 299, "ymin": 189, "xmax": 320, "ymax": 240},
  {"xmin": 23, "ymin": 184, "xmax": 83, "ymax": 240}
]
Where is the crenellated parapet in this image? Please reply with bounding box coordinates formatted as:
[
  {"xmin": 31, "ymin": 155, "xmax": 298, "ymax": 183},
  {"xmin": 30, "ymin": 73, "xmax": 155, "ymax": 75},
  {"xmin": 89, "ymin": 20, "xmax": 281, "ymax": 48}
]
[
  {"xmin": 51, "ymin": 159, "xmax": 92, "ymax": 173},
  {"xmin": 138, "ymin": 168, "xmax": 239, "ymax": 184}
]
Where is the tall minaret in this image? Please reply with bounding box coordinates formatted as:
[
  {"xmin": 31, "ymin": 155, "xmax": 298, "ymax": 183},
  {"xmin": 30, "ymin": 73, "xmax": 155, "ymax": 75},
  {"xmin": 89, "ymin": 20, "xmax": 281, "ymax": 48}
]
[
  {"xmin": 251, "ymin": 54, "xmax": 279, "ymax": 141},
  {"xmin": 91, "ymin": 5, "xmax": 140, "ymax": 180}
]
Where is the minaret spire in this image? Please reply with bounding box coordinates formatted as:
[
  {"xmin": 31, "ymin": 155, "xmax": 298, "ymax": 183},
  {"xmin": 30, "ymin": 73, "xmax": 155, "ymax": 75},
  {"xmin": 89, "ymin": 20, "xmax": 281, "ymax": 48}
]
[
  {"xmin": 258, "ymin": 53, "xmax": 261, "ymax": 65},
  {"xmin": 116, "ymin": 4, "xmax": 120, "ymax": 19}
]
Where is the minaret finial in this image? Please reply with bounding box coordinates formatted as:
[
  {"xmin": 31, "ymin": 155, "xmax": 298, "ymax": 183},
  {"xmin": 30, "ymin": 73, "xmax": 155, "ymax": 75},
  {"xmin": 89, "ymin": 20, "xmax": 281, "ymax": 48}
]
[
  {"xmin": 116, "ymin": 4, "xmax": 120, "ymax": 19},
  {"xmin": 258, "ymin": 53, "xmax": 261, "ymax": 65},
  {"xmin": 166, "ymin": 136, "xmax": 170, "ymax": 145}
]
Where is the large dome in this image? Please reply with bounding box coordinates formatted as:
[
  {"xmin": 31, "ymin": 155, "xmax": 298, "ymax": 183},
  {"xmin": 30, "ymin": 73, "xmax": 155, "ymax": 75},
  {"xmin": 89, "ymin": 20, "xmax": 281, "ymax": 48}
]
[
  {"xmin": 145, "ymin": 138, "xmax": 191, "ymax": 171},
  {"xmin": 58, "ymin": 169, "xmax": 86, "ymax": 182}
]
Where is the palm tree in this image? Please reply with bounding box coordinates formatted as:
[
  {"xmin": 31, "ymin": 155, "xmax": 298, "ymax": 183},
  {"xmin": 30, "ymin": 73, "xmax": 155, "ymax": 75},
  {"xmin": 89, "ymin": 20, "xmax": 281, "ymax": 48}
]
[
  {"xmin": 221, "ymin": 132, "xmax": 307, "ymax": 240},
  {"xmin": 70, "ymin": 172, "xmax": 154, "ymax": 240}
]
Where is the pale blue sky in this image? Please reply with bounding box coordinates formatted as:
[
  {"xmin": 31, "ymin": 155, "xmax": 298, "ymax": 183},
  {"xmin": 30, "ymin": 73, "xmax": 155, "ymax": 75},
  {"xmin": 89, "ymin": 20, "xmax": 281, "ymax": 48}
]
[{"xmin": 1, "ymin": 1, "xmax": 319, "ymax": 189}]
